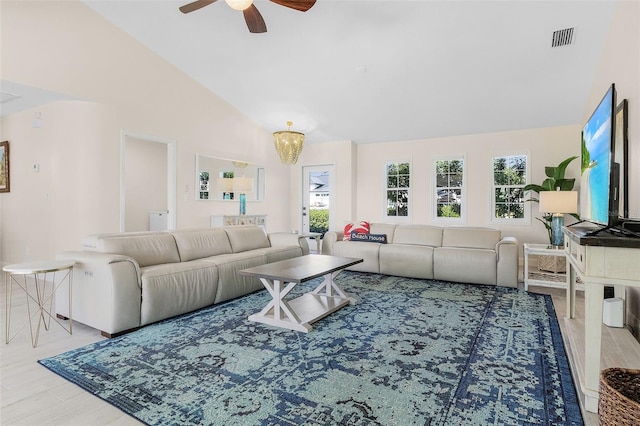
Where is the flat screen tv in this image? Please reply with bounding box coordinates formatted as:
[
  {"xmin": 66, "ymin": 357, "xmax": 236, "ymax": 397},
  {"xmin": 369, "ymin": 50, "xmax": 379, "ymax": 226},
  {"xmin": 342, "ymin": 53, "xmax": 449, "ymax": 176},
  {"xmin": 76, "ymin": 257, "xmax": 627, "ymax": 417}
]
[{"xmin": 580, "ymin": 83, "xmax": 618, "ymax": 227}]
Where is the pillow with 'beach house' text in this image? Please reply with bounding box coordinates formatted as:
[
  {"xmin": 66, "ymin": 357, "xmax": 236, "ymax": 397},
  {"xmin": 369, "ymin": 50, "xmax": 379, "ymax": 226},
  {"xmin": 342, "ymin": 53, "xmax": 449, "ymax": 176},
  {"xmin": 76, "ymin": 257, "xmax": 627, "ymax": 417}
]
[{"xmin": 343, "ymin": 221, "xmax": 370, "ymax": 240}]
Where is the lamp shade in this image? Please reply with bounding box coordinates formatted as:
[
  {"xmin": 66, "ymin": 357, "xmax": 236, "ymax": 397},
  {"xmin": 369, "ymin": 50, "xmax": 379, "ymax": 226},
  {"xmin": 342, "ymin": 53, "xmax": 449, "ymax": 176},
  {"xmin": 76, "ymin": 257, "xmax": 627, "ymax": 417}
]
[
  {"xmin": 539, "ymin": 191, "xmax": 578, "ymax": 214},
  {"xmin": 273, "ymin": 121, "xmax": 304, "ymax": 165},
  {"xmin": 215, "ymin": 177, "xmax": 234, "ymax": 192},
  {"xmin": 233, "ymin": 177, "xmax": 253, "ymax": 193}
]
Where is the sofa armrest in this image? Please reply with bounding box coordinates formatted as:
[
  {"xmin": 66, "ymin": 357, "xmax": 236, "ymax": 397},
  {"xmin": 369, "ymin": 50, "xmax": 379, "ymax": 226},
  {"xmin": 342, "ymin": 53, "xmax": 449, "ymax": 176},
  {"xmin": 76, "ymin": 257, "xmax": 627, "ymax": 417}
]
[
  {"xmin": 268, "ymin": 233, "xmax": 310, "ymax": 255},
  {"xmin": 56, "ymin": 251, "xmax": 142, "ymax": 336},
  {"xmin": 495, "ymin": 237, "xmax": 519, "ymax": 287},
  {"xmin": 321, "ymin": 231, "xmax": 344, "ymax": 255}
]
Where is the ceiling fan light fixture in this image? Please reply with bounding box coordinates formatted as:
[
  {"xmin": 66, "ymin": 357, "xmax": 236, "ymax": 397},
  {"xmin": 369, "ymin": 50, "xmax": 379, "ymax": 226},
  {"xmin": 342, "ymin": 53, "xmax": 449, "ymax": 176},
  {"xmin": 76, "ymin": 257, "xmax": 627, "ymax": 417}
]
[
  {"xmin": 225, "ymin": 0, "xmax": 253, "ymax": 11},
  {"xmin": 273, "ymin": 121, "xmax": 305, "ymax": 165}
]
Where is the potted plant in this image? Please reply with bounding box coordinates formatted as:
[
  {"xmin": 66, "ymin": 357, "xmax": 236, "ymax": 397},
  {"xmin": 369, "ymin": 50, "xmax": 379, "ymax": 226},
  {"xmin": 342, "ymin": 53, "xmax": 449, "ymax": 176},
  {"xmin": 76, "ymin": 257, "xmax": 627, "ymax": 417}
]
[{"xmin": 523, "ymin": 155, "xmax": 580, "ymax": 272}]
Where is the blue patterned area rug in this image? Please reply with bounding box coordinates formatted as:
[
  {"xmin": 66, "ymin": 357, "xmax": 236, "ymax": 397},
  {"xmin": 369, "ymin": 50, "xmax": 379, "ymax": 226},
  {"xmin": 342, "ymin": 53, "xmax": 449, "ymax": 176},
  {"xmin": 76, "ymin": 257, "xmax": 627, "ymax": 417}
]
[{"xmin": 39, "ymin": 272, "xmax": 582, "ymax": 425}]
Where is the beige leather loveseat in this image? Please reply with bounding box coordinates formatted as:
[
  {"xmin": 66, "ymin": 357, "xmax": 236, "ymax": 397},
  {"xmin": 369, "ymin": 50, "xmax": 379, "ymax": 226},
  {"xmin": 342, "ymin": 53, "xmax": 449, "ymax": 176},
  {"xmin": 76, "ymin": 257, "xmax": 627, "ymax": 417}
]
[
  {"xmin": 322, "ymin": 224, "xmax": 518, "ymax": 287},
  {"xmin": 56, "ymin": 226, "xmax": 308, "ymax": 337}
]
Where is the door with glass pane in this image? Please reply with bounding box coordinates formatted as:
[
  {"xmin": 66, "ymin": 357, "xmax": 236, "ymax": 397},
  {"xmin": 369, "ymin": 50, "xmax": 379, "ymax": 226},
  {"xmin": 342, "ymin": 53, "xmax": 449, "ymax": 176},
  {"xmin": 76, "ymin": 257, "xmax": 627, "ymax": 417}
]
[{"xmin": 302, "ymin": 165, "xmax": 334, "ymax": 253}]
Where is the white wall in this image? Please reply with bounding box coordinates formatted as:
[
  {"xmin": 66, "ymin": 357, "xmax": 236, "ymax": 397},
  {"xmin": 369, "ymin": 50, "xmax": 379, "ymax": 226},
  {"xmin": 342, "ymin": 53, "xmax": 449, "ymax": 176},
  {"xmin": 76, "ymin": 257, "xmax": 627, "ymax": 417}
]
[{"xmin": 0, "ymin": 1, "xmax": 292, "ymax": 264}]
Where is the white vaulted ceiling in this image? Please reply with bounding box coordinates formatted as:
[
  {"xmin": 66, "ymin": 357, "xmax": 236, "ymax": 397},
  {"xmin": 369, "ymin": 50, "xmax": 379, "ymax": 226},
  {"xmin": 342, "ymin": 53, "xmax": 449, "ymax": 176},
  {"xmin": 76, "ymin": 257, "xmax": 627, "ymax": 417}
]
[{"xmin": 4, "ymin": 1, "xmax": 617, "ymax": 144}]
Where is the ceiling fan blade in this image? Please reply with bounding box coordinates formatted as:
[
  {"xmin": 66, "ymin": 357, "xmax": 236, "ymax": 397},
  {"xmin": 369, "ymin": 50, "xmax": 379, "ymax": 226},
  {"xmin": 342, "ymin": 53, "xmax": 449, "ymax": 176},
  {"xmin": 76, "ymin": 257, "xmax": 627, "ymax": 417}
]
[
  {"xmin": 269, "ymin": 0, "xmax": 316, "ymax": 12},
  {"xmin": 179, "ymin": 0, "xmax": 217, "ymax": 14},
  {"xmin": 243, "ymin": 4, "xmax": 267, "ymax": 33}
]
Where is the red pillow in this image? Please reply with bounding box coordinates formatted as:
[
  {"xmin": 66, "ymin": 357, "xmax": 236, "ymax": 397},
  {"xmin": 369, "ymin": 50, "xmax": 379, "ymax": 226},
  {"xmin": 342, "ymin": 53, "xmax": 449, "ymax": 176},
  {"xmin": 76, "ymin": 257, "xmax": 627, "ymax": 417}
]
[{"xmin": 344, "ymin": 221, "xmax": 370, "ymax": 240}]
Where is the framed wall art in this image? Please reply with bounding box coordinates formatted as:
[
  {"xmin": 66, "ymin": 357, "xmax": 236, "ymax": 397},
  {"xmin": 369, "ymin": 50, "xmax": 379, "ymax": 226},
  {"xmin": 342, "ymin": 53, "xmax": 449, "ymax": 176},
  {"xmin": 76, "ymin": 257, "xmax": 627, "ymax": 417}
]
[{"xmin": 0, "ymin": 141, "xmax": 9, "ymax": 193}]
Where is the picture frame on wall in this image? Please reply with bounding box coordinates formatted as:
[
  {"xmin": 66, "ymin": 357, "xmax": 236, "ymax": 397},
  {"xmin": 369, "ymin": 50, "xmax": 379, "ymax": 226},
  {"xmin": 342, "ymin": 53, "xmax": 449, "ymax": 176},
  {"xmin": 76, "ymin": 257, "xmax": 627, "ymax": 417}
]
[
  {"xmin": 614, "ymin": 99, "xmax": 628, "ymax": 218},
  {"xmin": 0, "ymin": 141, "xmax": 9, "ymax": 193}
]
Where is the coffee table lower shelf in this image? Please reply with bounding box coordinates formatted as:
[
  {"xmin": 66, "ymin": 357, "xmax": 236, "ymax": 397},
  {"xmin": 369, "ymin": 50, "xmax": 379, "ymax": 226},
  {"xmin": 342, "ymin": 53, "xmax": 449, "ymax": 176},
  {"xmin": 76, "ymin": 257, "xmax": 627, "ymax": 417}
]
[{"xmin": 249, "ymin": 292, "xmax": 354, "ymax": 332}]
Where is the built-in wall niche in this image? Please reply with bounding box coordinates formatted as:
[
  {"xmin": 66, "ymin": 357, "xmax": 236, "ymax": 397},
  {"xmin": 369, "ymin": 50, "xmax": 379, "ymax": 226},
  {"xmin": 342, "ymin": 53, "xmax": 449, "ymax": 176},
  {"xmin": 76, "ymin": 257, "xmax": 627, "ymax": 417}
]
[{"xmin": 195, "ymin": 154, "xmax": 265, "ymax": 201}]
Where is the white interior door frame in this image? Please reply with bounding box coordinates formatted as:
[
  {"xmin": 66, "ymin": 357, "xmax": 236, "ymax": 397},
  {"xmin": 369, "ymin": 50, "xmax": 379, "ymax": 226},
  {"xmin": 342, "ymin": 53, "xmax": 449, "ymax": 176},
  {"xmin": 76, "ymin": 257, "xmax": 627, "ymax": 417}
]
[{"xmin": 120, "ymin": 130, "xmax": 177, "ymax": 232}]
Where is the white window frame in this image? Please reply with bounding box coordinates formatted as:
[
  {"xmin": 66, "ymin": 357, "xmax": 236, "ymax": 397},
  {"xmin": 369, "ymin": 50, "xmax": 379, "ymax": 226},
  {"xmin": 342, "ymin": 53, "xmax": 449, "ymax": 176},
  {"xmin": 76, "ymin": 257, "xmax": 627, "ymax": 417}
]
[
  {"xmin": 490, "ymin": 152, "xmax": 530, "ymax": 224},
  {"xmin": 433, "ymin": 155, "xmax": 466, "ymax": 223},
  {"xmin": 384, "ymin": 160, "xmax": 411, "ymax": 220}
]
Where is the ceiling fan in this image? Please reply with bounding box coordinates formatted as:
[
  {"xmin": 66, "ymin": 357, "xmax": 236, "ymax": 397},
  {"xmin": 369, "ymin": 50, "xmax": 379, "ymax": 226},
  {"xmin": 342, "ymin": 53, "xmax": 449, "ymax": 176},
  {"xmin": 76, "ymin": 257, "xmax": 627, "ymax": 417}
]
[{"xmin": 179, "ymin": 0, "xmax": 316, "ymax": 34}]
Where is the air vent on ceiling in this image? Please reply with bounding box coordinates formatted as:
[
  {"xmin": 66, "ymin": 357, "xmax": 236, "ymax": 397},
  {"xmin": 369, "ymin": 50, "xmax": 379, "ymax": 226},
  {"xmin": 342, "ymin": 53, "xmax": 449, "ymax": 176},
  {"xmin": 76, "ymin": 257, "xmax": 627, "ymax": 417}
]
[
  {"xmin": 551, "ymin": 27, "xmax": 575, "ymax": 48},
  {"xmin": 1, "ymin": 92, "xmax": 22, "ymax": 104}
]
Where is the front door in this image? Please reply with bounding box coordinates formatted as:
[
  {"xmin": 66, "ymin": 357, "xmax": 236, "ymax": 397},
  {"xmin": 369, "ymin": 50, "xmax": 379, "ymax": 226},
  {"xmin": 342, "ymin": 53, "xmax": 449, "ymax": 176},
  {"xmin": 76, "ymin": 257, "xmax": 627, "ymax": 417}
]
[{"xmin": 302, "ymin": 165, "xmax": 335, "ymax": 252}]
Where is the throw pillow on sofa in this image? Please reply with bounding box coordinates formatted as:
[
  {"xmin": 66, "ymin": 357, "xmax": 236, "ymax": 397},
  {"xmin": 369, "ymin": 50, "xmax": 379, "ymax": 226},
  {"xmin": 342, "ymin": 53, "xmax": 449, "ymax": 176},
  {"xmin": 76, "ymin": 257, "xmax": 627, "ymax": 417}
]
[
  {"xmin": 343, "ymin": 221, "xmax": 370, "ymax": 240},
  {"xmin": 350, "ymin": 232, "xmax": 387, "ymax": 243}
]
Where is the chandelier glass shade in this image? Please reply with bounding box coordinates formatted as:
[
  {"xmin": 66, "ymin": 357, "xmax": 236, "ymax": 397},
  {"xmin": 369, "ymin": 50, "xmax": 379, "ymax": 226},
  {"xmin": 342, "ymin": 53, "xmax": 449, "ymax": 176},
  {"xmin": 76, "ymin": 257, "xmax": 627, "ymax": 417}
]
[{"xmin": 273, "ymin": 121, "xmax": 305, "ymax": 165}]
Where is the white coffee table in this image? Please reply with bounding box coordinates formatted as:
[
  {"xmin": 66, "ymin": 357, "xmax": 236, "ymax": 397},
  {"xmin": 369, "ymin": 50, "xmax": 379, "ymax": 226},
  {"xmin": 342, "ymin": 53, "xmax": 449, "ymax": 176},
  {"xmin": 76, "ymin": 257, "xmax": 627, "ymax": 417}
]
[
  {"xmin": 3, "ymin": 260, "xmax": 74, "ymax": 347},
  {"xmin": 239, "ymin": 255, "xmax": 363, "ymax": 332}
]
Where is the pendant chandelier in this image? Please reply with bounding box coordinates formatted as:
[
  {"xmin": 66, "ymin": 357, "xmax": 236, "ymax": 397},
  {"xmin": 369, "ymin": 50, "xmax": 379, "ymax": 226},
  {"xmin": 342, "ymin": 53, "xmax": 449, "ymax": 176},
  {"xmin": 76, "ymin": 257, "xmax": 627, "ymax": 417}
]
[{"xmin": 273, "ymin": 121, "xmax": 305, "ymax": 165}]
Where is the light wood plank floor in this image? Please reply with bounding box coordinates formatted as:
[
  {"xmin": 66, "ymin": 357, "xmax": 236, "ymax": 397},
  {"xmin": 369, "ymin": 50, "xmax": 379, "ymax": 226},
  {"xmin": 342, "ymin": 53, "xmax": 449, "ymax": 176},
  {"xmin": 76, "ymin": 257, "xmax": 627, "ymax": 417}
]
[{"xmin": 2, "ymin": 277, "xmax": 639, "ymax": 425}]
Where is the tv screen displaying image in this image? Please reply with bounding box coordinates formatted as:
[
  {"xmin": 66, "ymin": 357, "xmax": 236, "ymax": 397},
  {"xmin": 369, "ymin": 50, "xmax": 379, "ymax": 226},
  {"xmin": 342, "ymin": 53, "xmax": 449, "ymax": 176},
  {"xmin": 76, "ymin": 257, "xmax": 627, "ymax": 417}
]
[{"xmin": 580, "ymin": 84, "xmax": 617, "ymax": 226}]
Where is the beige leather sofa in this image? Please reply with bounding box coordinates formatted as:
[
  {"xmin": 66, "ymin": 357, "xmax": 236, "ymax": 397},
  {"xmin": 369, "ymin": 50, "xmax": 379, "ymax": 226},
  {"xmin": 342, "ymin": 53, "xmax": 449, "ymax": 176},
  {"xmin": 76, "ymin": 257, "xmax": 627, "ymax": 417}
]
[
  {"xmin": 56, "ymin": 226, "xmax": 309, "ymax": 337},
  {"xmin": 322, "ymin": 224, "xmax": 518, "ymax": 287}
]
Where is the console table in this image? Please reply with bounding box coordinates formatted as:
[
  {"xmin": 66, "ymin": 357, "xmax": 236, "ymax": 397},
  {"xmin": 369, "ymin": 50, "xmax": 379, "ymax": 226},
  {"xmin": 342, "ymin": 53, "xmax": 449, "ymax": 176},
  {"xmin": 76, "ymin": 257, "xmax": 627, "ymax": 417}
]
[
  {"xmin": 563, "ymin": 224, "xmax": 640, "ymax": 412},
  {"xmin": 210, "ymin": 214, "xmax": 266, "ymax": 229}
]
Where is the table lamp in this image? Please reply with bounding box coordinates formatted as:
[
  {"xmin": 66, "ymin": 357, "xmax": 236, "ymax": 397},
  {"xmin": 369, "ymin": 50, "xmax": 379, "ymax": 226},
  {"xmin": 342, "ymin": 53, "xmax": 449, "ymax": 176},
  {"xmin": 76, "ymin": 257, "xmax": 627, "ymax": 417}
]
[
  {"xmin": 539, "ymin": 190, "xmax": 578, "ymax": 247},
  {"xmin": 215, "ymin": 177, "xmax": 234, "ymax": 200},
  {"xmin": 233, "ymin": 177, "xmax": 253, "ymax": 215}
]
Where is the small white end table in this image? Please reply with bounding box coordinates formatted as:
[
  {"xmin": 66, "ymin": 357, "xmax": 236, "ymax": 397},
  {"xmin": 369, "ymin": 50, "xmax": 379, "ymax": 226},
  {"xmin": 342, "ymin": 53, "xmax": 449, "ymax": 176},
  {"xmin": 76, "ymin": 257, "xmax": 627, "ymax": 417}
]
[
  {"xmin": 299, "ymin": 232, "xmax": 322, "ymax": 253},
  {"xmin": 523, "ymin": 243, "xmax": 571, "ymax": 291},
  {"xmin": 3, "ymin": 260, "xmax": 74, "ymax": 347}
]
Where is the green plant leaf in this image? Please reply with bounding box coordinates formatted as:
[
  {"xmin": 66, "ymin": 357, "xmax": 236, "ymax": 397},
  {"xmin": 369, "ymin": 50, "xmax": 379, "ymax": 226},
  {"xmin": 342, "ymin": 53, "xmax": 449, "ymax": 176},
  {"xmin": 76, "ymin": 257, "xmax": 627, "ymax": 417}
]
[
  {"xmin": 554, "ymin": 156, "xmax": 578, "ymax": 180},
  {"xmin": 545, "ymin": 166, "xmax": 556, "ymax": 178},
  {"xmin": 522, "ymin": 184, "xmax": 546, "ymax": 193},
  {"xmin": 541, "ymin": 178, "xmax": 556, "ymax": 191},
  {"xmin": 555, "ymin": 178, "xmax": 576, "ymax": 191}
]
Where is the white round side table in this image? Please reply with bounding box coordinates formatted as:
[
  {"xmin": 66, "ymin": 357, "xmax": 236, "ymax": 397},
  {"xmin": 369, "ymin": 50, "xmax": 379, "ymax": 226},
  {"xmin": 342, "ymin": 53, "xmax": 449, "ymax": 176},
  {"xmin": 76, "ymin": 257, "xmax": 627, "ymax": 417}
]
[{"xmin": 3, "ymin": 260, "xmax": 74, "ymax": 348}]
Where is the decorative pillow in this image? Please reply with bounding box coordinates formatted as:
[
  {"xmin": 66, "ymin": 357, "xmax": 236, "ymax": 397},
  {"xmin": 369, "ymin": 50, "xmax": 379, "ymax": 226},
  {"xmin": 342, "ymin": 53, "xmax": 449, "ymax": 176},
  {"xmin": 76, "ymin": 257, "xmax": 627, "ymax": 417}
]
[
  {"xmin": 343, "ymin": 221, "xmax": 370, "ymax": 240},
  {"xmin": 350, "ymin": 233, "xmax": 387, "ymax": 244}
]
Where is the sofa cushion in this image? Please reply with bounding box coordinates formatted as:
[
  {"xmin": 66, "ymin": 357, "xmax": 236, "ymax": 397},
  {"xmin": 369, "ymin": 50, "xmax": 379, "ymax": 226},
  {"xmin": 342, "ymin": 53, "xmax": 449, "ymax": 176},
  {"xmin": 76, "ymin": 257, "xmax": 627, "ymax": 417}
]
[
  {"xmin": 442, "ymin": 227, "xmax": 501, "ymax": 250},
  {"xmin": 369, "ymin": 223, "xmax": 398, "ymax": 242},
  {"xmin": 251, "ymin": 246, "xmax": 304, "ymax": 264},
  {"xmin": 139, "ymin": 260, "xmax": 219, "ymax": 325},
  {"xmin": 392, "ymin": 225, "xmax": 443, "ymax": 246},
  {"xmin": 224, "ymin": 226, "xmax": 270, "ymax": 253},
  {"xmin": 332, "ymin": 240, "xmax": 381, "ymax": 273},
  {"xmin": 380, "ymin": 244, "xmax": 434, "ymax": 279},
  {"xmin": 172, "ymin": 228, "xmax": 233, "ymax": 262},
  {"xmin": 434, "ymin": 247, "xmax": 497, "ymax": 285},
  {"xmin": 203, "ymin": 252, "xmax": 268, "ymax": 303},
  {"xmin": 82, "ymin": 231, "xmax": 168, "ymax": 250},
  {"xmin": 92, "ymin": 233, "xmax": 180, "ymax": 267}
]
